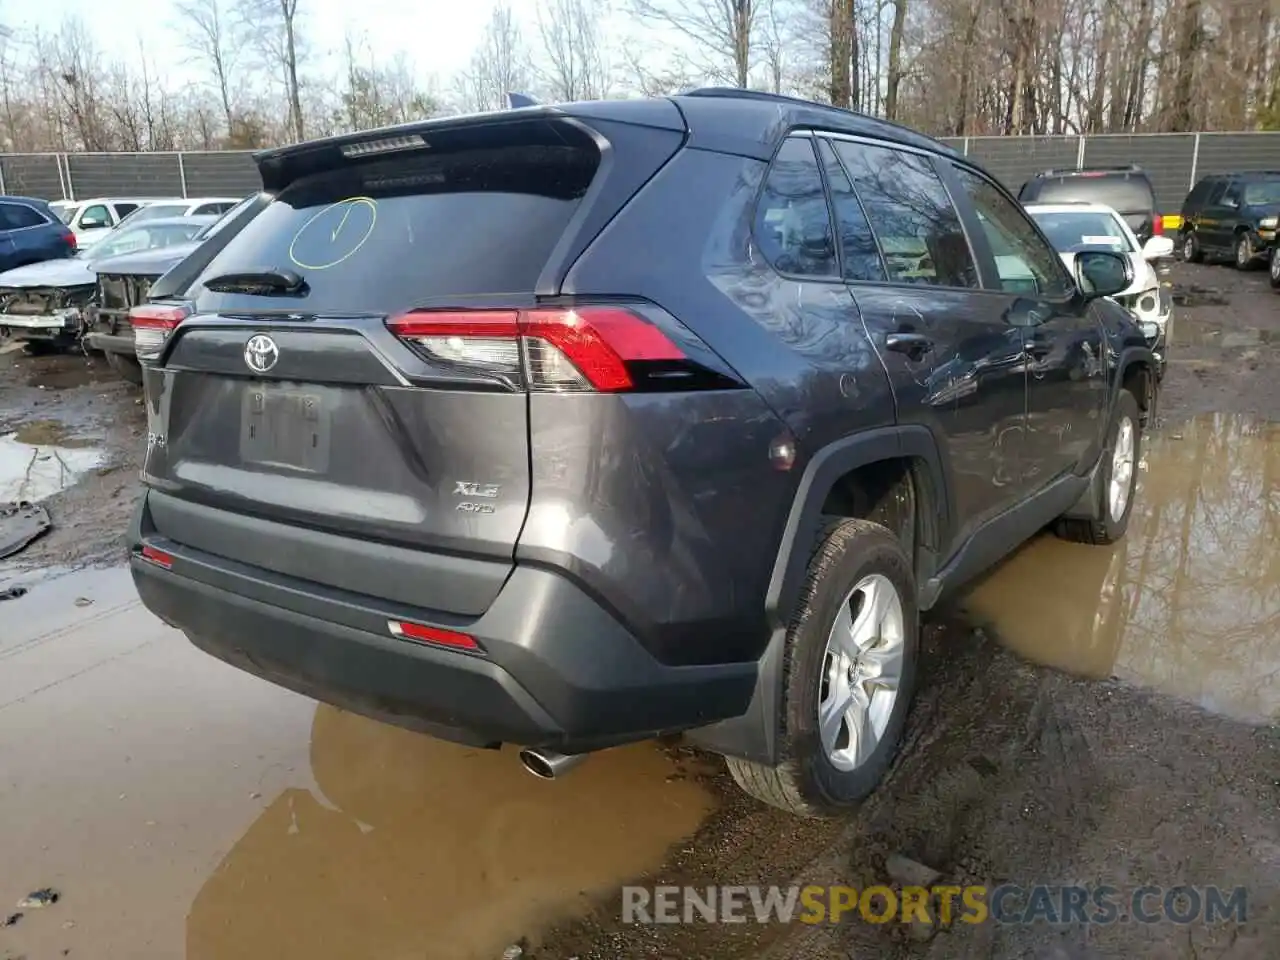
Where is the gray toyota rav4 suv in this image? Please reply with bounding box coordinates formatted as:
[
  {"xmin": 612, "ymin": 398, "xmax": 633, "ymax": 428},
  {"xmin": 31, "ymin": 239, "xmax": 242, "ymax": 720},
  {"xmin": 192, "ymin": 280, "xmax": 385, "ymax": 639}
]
[{"xmin": 129, "ymin": 89, "xmax": 1157, "ymax": 817}]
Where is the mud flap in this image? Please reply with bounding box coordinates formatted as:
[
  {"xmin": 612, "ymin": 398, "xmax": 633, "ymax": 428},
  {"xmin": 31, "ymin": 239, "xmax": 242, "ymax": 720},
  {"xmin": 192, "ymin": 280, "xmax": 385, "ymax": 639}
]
[{"xmin": 1060, "ymin": 452, "xmax": 1106, "ymax": 522}]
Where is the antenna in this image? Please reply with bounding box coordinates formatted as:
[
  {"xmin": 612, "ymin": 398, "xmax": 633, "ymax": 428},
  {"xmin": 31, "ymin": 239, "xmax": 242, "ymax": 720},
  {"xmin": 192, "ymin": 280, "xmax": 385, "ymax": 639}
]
[{"xmin": 506, "ymin": 93, "xmax": 539, "ymax": 109}]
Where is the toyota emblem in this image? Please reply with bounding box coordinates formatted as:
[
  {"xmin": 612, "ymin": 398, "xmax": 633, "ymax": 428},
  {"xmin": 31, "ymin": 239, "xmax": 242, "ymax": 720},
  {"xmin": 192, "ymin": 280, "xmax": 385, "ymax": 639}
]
[{"xmin": 244, "ymin": 334, "xmax": 279, "ymax": 374}]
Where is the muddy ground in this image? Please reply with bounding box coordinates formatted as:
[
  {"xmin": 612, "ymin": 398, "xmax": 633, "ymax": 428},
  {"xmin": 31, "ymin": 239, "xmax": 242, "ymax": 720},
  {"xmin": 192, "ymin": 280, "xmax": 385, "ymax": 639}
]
[{"xmin": 0, "ymin": 261, "xmax": 1276, "ymax": 960}]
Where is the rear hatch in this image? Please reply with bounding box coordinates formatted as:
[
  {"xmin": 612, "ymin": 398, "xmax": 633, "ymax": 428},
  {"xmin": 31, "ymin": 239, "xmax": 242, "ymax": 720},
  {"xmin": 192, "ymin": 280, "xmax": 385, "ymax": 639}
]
[
  {"xmin": 1032, "ymin": 173, "xmax": 1158, "ymax": 240},
  {"xmin": 138, "ymin": 108, "xmax": 685, "ymax": 614}
]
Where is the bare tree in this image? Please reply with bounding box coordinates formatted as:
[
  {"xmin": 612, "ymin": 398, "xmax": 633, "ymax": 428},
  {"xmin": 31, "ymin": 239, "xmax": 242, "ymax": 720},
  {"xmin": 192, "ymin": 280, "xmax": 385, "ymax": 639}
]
[
  {"xmin": 454, "ymin": 4, "xmax": 530, "ymax": 112},
  {"xmin": 534, "ymin": 0, "xmax": 610, "ymax": 101},
  {"xmin": 239, "ymin": 0, "xmax": 305, "ymax": 141},
  {"xmin": 630, "ymin": 0, "xmax": 764, "ymax": 88},
  {"xmin": 172, "ymin": 0, "xmax": 242, "ymax": 135}
]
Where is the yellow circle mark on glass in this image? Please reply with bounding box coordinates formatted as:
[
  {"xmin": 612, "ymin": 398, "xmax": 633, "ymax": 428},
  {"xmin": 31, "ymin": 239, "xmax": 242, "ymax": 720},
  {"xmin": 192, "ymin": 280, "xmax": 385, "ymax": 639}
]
[{"xmin": 288, "ymin": 196, "xmax": 378, "ymax": 271}]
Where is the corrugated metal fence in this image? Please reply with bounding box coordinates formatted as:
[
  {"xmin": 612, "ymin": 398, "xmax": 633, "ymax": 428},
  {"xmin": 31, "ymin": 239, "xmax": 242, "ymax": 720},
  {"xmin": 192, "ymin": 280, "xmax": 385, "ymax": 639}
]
[{"xmin": 2, "ymin": 131, "xmax": 1279, "ymax": 211}]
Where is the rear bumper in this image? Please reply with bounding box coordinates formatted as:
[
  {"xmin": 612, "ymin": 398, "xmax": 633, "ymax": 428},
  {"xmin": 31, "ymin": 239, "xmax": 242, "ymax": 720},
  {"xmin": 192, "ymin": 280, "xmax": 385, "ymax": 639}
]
[
  {"xmin": 84, "ymin": 331, "xmax": 135, "ymax": 354},
  {"xmin": 129, "ymin": 494, "xmax": 757, "ymax": 752},
  {"xmin": 0, "ymin": 311, "xmax": 80, "ymax": 340}
]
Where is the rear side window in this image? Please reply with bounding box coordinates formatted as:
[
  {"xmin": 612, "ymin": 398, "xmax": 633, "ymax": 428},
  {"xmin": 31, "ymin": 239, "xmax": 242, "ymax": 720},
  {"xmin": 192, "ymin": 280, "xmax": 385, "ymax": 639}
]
[
  {"xmin": 0, "ymin": 203, "xmax": 47, "ymax": 229},
  {"xmin": 754, "ymin": 138, "xmax": 837, "ymax": 279},
  {"xmin": 1031, "ymin": 175, "xmax": 1154, "ymax": 214},
  {"xmin": 833, "ymin": 141, "xmax": 978, "ymax": 289},
  {"xmin": 192, "ymin": 145, "xmax": 598, "ymax": 313},
  {"xmin": 115, "ymin": 203, "xmax": 141, "ymax": 219}
]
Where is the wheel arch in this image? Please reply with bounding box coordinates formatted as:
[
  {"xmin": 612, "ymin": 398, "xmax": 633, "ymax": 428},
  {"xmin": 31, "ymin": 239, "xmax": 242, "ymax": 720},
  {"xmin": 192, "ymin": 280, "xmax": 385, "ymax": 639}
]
[{"xmin": 684, "ymin": 425, "xmax": 950, "ymax": 765}]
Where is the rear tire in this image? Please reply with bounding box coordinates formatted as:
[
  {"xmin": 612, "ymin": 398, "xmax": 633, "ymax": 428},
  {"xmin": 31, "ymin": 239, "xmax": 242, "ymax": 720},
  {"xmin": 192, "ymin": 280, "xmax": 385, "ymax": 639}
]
[
  {"xmin": 1055, "ymin": 389, "xmax": 1141, "ymax": 546},
  {"xmin": 1181, "ymin": 230, "xmax": 1203, "ymax": 263},
  {"xmin": 1269, "ymin": 247, "xmax": 1280, "ymax": 289},
  {"xmin": 104, "ymin": 350, "xmax": 144, "ymax": 385},
  {"xmin": 725, "ymin": 518, "xmax": 919, "ymax": 818}
]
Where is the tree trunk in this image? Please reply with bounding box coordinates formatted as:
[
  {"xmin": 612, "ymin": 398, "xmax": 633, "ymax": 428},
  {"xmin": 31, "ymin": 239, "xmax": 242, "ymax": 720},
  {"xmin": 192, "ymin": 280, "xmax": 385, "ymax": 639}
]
[{"xmin": 885, "ymin": 0, "xmax": 908, "ymax": 120}]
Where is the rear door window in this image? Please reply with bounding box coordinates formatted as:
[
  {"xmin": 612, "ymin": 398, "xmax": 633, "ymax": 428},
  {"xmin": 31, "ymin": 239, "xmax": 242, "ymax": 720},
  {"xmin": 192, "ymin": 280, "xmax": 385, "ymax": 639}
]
[
  {"xmin": 191, "ymin": 144, "xmax": 599, "ymax": 314},
  {"xmin": 832, "ymin": 140, "xmax": 979, "ymax": 288},
  {"xmin": 754, "ymin": 137, "xmax": 837, "ymax": 279},
  {"xmin": 0, "ymin": 203, "xmax": 46, "ymax": 229}
]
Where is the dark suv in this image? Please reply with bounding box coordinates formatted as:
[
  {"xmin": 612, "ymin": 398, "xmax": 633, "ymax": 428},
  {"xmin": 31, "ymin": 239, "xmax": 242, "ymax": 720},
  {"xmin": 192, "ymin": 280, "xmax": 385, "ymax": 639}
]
[
  {"xmin": 127, "ymin": 90, "xmax": 1157, "ymax": 817},
  {"xmin": 1018, "ymin": 166, "xmax": 1162, "ymax": 245},
  {"xmin": 1178, "ymin": 171, "xmax": 1280, "ymax": 269}
]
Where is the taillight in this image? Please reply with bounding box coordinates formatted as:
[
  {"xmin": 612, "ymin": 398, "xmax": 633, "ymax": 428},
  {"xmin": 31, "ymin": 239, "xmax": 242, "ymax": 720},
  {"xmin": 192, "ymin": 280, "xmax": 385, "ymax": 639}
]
[
  {"xmin": 62, "ymin": 231, "xmax": 77, "ymax": 250},
  {"xmin": 1152, "ymin": 217, "xmax": 1163, "ymax": 236},
  {"xmin": 386, "ymin": 305, "xmax": 699, "ymax": 393},
  {"xmin": 130, "ymin": 302, "xmax": 191, "ymax": 362}
]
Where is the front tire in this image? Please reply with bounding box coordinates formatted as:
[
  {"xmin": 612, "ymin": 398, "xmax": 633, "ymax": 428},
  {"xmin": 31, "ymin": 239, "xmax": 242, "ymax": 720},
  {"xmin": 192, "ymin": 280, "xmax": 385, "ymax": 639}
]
[
  {"xmin": 1269, "ymin": 247, "xmax": 1280, "ymax": 289},
  {"xmin": 726, "ymin": 518, "xmax": 919, "ymax": 818},
  {"xmin": 1235, "ymin": 232, "xmax": 1258, "ymax": 270},
  {"xmin": 1055, "ymin": 389, "xmax": 1141, "ymax": 546}
]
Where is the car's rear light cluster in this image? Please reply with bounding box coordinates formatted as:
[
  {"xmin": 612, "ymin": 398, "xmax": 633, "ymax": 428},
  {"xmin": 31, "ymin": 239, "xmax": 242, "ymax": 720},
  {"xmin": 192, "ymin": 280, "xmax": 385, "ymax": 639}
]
[
  {"xmin": 61, "ymin": 231, "xmax": 77, "ymax": 250},
  {"xmin": 1152, "ymin": 216, "xmax": 1163, "ymax": 236},
  {"xmin": 130, "ymin": 302, "xmax": 192, "ymax": 362},
  {"xmin": 385, "ymin": 306, "xmax": 705, "ymax": 393}
]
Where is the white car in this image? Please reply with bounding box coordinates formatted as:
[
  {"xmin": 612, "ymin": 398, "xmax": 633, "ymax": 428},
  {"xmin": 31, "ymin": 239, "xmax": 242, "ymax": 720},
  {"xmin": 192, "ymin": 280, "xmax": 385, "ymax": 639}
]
[
  {"xmin": 1024, "ymin": 201, "xmax": 1175, "ymax": 349},
  {"xmin": 48, "ymin": 198, "xmax": 175, "ymax": 250},
  {"xmin": 118, "ymin": 197, "xmax": 242, "ymax": 225}
]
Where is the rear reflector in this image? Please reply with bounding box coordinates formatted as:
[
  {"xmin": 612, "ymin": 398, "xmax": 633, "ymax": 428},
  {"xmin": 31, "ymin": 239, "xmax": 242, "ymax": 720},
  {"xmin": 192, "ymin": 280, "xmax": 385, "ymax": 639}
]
[
  {"xmin": 388, "ymin": 619, "xmax": 481, "ymax": 652},
  {"xmin": 130, "ymin": 302, "xmax": 192, "ymax": 362},
  {"xmin": 139, "ymin": 545, "xmax": 174, "ymax": 569},
  {"xmin": 386, "ymin": 306, "xmax": 686, "ymax": 392}
]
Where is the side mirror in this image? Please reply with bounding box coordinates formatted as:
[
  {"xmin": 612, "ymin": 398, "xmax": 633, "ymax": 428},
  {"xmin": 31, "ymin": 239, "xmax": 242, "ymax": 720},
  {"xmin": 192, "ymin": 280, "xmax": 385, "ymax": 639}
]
[
  {"xmin": 1074, "ymin": 250, "xmax": 1133, "ymax": 299},
  {"xmin": 1142, "ymin": 236, "xmax": 1175, "ymax": 261},
  {"xmin": 80, "ymin": 216, "xmax": 109, "ymax": 230}
]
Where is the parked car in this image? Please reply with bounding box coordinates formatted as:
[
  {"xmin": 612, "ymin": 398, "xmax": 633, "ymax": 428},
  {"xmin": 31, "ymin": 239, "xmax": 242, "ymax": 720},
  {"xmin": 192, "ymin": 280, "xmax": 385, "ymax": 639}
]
[
  {"xmin": 0, "ymin": 215, "xmax": 216, "ymax": 351},
  {"xmin": 119, "ymin": 197, "xmax": 244, "ymax": 226},
  {"xmin": 1025, "ymin": 201, "xmax": 1173, "ymax": 370},
  {"xmin": 127, "ymin": 89, "xmax": 1158, "ymax": 817},
  {"xmin": 1178, "ymin": 171, "xmax": 1280, "ymax": 269},
  {"xmin": 86, "ymin": 196, "xmax": 264, "ymax": 383},
  {"xmin": 48, "ymin": 197, "xmax": 169, "ymax": 250},
  {"xmin": 0, "ymin": 195, "xmax": 78, "ymax": 271},
  {"xmin": 1018, "ymin": 165, "xmax": 1162, "ymax": 245}
]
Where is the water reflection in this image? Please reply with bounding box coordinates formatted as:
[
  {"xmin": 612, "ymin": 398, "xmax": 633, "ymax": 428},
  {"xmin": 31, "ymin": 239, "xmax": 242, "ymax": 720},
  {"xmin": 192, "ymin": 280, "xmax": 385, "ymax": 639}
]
[
  {"xmin": 187, "ymin": 706, "xmax": 714, "ymax": 960},
  {"xmin": 966, "ymin": 413, "xmax": 1280, "ymax": 723},
  {"xmin": 0, "ymin": 429, "xmax": 104, "ymax": 502}
]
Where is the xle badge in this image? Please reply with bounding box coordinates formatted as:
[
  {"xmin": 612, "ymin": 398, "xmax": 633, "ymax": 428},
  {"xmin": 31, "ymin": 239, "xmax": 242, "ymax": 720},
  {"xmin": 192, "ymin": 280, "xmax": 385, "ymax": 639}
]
[{"xmin": 454, "ymin": 480, "xmax": 499, "ymax": 514}]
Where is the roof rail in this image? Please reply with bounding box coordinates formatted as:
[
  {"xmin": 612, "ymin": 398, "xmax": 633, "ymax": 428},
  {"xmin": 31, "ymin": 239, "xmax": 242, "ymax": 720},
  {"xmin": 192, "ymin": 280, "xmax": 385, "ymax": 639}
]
[{"xmin": 683, "ymin": 87, "xmax": 858, "ymax": 112}]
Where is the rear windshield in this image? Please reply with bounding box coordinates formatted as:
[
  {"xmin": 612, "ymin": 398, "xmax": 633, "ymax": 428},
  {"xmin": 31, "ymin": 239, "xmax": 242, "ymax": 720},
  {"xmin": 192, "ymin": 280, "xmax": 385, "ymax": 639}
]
[
  {"xmin": 1029, "ymin": 210, "xmax": 1135, "ymax": 253},
  {"xmin": 190, "ymin": 145, "xmax": 599, "ymax": 314},
  {"xmin": 1028, "ymin": 175, "xmax": 1154, "ymax": 214},
  {"xmin": 1243, "ymin": 179, "xmax": 1280, "ymax": 206}
]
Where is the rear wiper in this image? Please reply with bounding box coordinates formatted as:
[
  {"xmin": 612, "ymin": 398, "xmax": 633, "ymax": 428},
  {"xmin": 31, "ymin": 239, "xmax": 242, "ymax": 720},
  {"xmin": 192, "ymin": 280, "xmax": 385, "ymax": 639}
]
[{"xmin": 203, "ymin": 268, "xmax": 308, "ymax": 296}]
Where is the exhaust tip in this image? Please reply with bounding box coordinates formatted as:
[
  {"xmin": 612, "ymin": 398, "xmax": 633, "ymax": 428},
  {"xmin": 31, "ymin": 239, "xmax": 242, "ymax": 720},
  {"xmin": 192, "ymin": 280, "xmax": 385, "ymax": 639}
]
[{"xmin": 518, "ymin": 747, "xmax": 586, "ymax": 780}]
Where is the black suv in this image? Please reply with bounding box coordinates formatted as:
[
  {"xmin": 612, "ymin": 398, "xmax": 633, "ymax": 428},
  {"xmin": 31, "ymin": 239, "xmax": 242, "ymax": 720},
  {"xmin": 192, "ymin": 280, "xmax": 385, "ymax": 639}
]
[
  {"xmin": 127, "ymin": 90, "xmax": 1158, "ymax": 817},
  {"xmin": 1179, "ymin": 171, "xmax": 1280, "ymax": 269},
  {"xmin": 1018, "ymin": 165, "xmax": 1162, "ymax": 245}
]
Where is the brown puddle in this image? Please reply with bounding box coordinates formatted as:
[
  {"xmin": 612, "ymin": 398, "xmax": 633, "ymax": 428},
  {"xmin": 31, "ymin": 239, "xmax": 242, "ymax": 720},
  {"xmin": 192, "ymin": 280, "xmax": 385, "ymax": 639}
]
[
  {"xmin": 965, "ymin": 413, "xmax": 1280, "ymax": 725},
  {"xmin": 0, "ymin": 570, "xmax": 715, "ymax": 960},
  {"xmin": 1173, "ymin": 315, "xmax": 1278, "ymax": 349}
]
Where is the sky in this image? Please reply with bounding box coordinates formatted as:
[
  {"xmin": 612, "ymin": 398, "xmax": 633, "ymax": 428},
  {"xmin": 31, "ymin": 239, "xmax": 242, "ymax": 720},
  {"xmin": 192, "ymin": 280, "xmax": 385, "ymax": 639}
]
[{"xmin": 10, "ymin": 0, "xmax": 631, "ymax": 94}]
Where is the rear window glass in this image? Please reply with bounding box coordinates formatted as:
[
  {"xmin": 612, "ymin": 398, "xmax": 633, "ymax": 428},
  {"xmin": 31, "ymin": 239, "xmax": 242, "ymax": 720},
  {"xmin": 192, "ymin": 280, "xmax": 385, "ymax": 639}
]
[
  {"xmin": 191, "ymin": 145, "xmax": 599, "ymax": 313},
  {"xmin": 1029, "ymin": 175, "xmax": 1154, "ymax": 214}
]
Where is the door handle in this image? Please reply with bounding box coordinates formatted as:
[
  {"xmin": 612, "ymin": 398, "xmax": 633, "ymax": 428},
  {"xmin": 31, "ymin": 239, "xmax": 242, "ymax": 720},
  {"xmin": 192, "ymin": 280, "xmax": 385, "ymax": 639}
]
[{"xmin": 885, "ymin": 332, "xmax": 934, "ymax": 361}]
